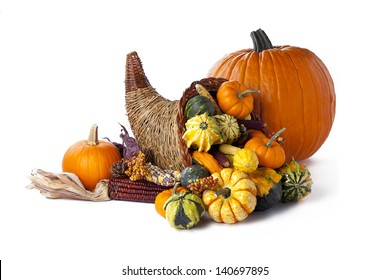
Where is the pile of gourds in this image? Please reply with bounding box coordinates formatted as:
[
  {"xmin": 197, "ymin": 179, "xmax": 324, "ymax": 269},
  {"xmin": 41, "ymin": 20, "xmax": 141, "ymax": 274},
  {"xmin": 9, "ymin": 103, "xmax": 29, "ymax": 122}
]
[
  {"xmin": 152, "ymin": 27, "xmax": 336, "ymax": 230},
  {"xmin": 154, "ymin": 80, "xmax": 313, "ymax": 229},
  {"xmin": 55, "ymin": 28, "xmax": 335, "ymax": 230}
]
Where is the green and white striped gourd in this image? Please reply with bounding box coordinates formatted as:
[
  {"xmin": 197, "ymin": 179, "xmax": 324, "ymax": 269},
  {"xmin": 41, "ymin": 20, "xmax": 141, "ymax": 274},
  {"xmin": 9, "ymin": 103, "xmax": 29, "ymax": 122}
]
[
  {"xmin": 278, "ymin": 159, "xmax": 312, "ymax": 202},
  {"xmin": 164, "ymin": 183, "xmax": 205, "ymax": 229},
  {"xmin": 214, "ymin": 114, "xmax": 241, "ymax": 144}
]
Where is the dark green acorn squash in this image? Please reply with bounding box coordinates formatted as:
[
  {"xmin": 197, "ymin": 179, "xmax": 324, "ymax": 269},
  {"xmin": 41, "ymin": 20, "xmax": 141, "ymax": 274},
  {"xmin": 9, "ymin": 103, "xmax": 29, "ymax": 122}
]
[
  {"xmin": 278, "ymin": 159, "xmax": 312, "ymax": 202},
  {"xmin": 247, "ymin": 167, "xmax": 282, "ymax": 211},
  {"xmin": 255, "ymin": 181, "xmax": 282, "ymax": 211},
  {"xmin": 184, "ymin": 95, "xmax": 215, "ymax": 119},
  {"xmin": 164, "ymin": 184, "xmax": 205, "ymax": 229},
  {"xmin": 180, "ymin": 164, "xmax": 209, "ymax": 187}
]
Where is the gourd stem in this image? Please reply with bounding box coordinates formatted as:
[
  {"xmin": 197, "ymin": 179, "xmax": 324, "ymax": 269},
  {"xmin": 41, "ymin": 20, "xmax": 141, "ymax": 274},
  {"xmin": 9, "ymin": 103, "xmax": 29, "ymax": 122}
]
[
  {"xmin": 266, "ymin": 128, "xmax": 286, "ymax": 148},
  {"xmin": 87, "ymin": 124, "xmax": 99, "ymax": 145},
  {"xmin": 172, "ymin": 182, "xmax": 182, "ymax": 195},
  {"xmin": 216, "ymin": 188, "xmax": 231, "ymax": 199},
  {"xmin": 238, "ymin": 90, "xmax": 260, "ymax": 99},
  {"xmin": 250, "ymin": 29, "xmax": 273, "ymax": 52}
]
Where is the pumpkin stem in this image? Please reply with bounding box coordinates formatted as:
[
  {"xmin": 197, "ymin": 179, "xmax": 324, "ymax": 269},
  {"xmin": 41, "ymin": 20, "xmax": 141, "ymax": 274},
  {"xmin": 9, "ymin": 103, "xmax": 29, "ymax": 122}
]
[
  {"xmin": 216, "ymin": 188, "xmax": 231, "ymax": 199},
  {"xmin": 238, "ymin": 90, "xmax": 260, "ymax": 99},
  {"xmin": 87, "ymin": 124, "xmax": 99, "ymax": 146},
  {"xmin": 250, "ymin": 29, "xmax": 273, "ymax": 52},
  {"xmin": 266, "ymin": 128, "xmax": 286, "ymax": 148}
]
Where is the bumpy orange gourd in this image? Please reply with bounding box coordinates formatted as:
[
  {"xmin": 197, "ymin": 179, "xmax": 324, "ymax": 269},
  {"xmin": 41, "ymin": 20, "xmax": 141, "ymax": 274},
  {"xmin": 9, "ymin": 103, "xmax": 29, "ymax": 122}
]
[
  {"xmin": 208, "ymin": 28, "xmax": 336, "ymax": 161},
  {"xmin": 62, "ymin": 124, "xmax": 121, "ymax": 191},
  {"xmin": 244, "ymin": 128, "xmax": 286, "ymax": 169},
  {"xmin": 216, "ymin": 81, "xmax": 259, "ymax": 120},
  {"xmin": 192, "ymin": 151, "xmax": 223, "ymax": 175}
]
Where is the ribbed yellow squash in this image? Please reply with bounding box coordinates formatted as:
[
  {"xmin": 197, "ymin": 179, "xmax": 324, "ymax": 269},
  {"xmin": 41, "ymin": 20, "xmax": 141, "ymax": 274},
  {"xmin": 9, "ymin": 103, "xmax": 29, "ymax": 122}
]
[
  {"xmin": 182, "ymin": 112, "xmax": 222, "ymax": 152},
  {"xmin": 202, "ymin": 168, "xmax": 257, "ymax": 224}
]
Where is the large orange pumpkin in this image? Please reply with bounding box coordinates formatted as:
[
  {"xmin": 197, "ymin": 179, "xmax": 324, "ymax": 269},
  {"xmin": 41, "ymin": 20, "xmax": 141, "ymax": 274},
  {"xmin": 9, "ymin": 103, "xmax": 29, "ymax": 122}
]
[
  {"xmin": 62, "ymin": 124, "xmax": 121, "ymax": 191},
  {"xmin": 208, "ymin": 28, "xmax": 336, "ymax": 161}
]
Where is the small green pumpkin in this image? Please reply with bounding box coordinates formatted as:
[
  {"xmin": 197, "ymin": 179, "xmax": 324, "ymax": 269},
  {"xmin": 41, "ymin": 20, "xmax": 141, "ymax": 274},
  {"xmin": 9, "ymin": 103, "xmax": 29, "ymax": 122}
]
[
  {"xmin": 164, "ymin": 183, "xmax": 205, "ymax": 229},
  {"xmin": 184, "ymin": 95, "xmax": 215, "ymax": 120},
  {"xmin": 180, "ymin": 164, "xmax": 209, "ymax": 187},
  {"xmin": 278, "ymin": 159, "xmax": 312, "ymax": 202}
]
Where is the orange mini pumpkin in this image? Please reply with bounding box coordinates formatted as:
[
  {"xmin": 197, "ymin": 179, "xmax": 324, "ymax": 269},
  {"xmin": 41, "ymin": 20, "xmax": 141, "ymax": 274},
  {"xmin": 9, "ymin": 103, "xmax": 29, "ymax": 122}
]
[
  {"xmin": 62, "ymin": 124, "xmax": 121, "ymax": 191},
  {"xmin": 216, "ymin": 81, "xmax": 259, "ymax": 120},
  {"xmin": 244, "ymin": 128, "xmax": 286, "ymax": 169},
  {"xmin": 209, "ymin": 28, "xmax": 336, "ymax": 161}
]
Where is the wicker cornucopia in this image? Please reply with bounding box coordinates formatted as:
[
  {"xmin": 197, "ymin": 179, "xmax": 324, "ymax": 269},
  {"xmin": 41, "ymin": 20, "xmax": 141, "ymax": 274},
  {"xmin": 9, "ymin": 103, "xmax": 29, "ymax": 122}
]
[{"xmin": 125, "ymin": 51, "xmax": 226, "ymax": 171}]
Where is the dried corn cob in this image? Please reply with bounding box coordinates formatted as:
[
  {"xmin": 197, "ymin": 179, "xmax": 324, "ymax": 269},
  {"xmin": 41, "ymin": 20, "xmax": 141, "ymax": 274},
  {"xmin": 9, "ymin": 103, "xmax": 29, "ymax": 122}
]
[
  {"xmin": 235, "ymin": 124, "xmax": 249, "ymax": 146},
  {"xmin": 237, "ymin": 119, "xmax": 264, "ymax": 131},
  {"xmin": 108, "ymin": 178, "xmax": 167, "ymax": 203},
  {"xmin": 195, "ymin": 84, "xmax": 222, "ymax": 114},
  {"xmin": 208, "ymin": 148, "xmax": 231, "ymax": 168},
  {"xmin": 144, "ymin": 163, "xmax": 180, "ymax": 187}
]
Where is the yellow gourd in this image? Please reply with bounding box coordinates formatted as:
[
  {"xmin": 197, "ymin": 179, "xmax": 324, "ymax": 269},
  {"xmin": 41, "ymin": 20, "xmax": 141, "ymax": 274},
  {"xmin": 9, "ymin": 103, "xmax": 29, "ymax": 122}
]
[
  {"xmin": 182, "ymin": 113, "xmax": 223, "ymax": 152},
  {"xmin": 233, "ymin": 148, "xmax": 259, "ymax": 173},
  {"xmin": 202, "ymin": 168, "xmax": 257, "ymax": 224}
]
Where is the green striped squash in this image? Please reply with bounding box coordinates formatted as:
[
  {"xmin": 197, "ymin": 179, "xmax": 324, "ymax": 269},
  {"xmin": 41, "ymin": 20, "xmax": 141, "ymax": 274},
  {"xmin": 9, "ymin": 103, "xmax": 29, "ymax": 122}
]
[
  {"xmin": 279, "ymin": 160, "xmax": 312, "ymax": 202},
  {"xmin": 164, "ymin": 185, "xmax": 205, "ymax": 229},
  {"xmin": 214, "ymin": 114, "xmax": 241, "ymax": 144},
  {"xmin": 184, "ymin": 95, "xmax": 215, "ymax": 120}
]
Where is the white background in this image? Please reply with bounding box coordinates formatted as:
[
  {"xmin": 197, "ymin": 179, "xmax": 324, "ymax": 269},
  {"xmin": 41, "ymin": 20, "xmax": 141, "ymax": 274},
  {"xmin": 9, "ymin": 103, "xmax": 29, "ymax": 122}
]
[{"xmin": 1, "ymin": 0, "xmax": 389, "ymax": 279}]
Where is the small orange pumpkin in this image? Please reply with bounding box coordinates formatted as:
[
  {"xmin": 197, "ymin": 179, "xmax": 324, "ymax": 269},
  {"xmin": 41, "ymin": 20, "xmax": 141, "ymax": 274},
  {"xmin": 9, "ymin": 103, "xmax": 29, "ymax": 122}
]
[
  {"xmin": 154, "ymin": 185, "xmax": 188, "ymax": 218},
  {"xmin": 216, "ymin": 81, "xmax": 259, "ymax": 120},
  {"xmin": 244, "ymin": 128, "xmax": 286, "ymax": 169},
  {"xmin": 62, "ymin": 124, "xmax": 121, "ymax": 191}
]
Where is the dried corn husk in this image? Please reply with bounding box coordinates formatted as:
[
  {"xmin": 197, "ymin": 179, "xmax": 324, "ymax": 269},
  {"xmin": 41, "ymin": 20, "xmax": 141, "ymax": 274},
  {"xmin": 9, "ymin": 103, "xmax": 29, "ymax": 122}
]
[{"xmin": 27, "ymin": 169, "xmax": 110, "ymax": 201}]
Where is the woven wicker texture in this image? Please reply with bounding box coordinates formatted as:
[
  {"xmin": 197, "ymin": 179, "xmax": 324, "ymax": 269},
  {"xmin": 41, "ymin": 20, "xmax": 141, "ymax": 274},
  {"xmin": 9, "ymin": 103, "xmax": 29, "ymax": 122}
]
[{"xmin": 125, "ymin": 51, "xmax": 227, "ymax": 171}]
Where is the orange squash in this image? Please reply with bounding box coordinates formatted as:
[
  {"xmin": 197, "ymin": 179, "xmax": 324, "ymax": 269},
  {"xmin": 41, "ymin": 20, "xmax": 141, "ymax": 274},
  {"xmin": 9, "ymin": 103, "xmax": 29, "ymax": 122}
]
[
  {"xmin": 192, "ymin": 151, "xmax": 223, "ymax": 175},
  {"xmin": 62, "ymin": 124, "xmax": 121, "ymax": 191},
  {"xmin": 244, "ymin": 128, "xmax": 286, "ymax": 169},
  {"xmin": 216, "ymin": 81, "xmax": 259, "ymax": 120},
  {"xmin": 209, "ymin": 28, "xmax": 336, "ymax": 161}
]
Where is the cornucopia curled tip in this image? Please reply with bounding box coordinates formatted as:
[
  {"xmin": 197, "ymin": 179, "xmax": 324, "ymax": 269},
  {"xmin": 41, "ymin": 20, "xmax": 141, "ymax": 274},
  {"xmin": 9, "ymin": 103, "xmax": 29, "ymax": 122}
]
[{"xmin": 125, "ymin": 51, "xmax": 151, "ymax": 92}]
